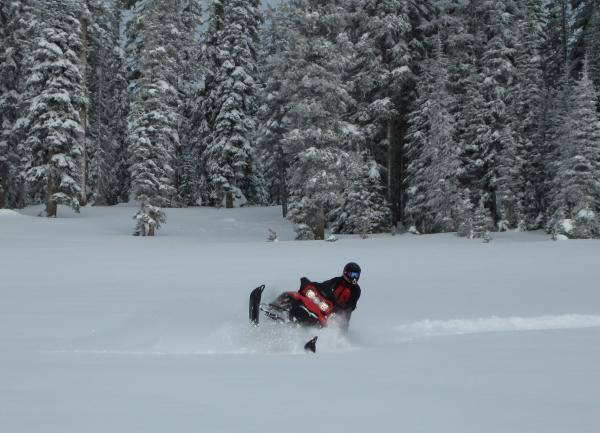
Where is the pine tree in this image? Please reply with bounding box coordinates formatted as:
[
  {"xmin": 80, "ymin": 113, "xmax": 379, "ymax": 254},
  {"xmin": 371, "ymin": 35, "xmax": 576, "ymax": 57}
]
[
  {"xmin": 256, "ymin": 0, "xmax": 357, "ymax": 234},
  {"xmin": 540, "ymin": 71, "xmax": 573, "ymax": 220},
  {"xmin": 175, "ymin": 0, "xmax": 204, "ymax": 206},
  {"xmin": 256, "ymin": 3, "xmax": 303, "ymax": 215},
  {"xmin": 0, "ymin": 0, "xmax": 35, "ymax": 209},
  {"xmin": 512, "ymin": 0, "xmax": 546, "ymax": 228},
  {"xmin": 455, "ymin": 190, "xmax": 475, "ymax": 238},
  {"xmin": 133, "ymin": 194, "xmax": 166, "ymax": 236},
  {"xmin": 472, "ymin": 198, "xmax": 494, "ymax": 240},
  {"xmin": 87, "ymin": 0, "xmax": 129, "ymax": 205},
  {"xmin": 456, "ymin": 65, "xmax": 490, "ymax": 212},
  {"xmin": 284, "ymin": 0, "xmax": 360, "ymax": 236},
  {"xmin": 418, "ymin": 1, "xmax": 526, "ymax": 234},
  {"xmin": 569, "ymin": 0, "xmax": 599, "ymax": 79},
  {"xmin": 127, "ymin": 0, "xmax": 182, "ymax": 208},
  {"xmin": 347, "ymin": 0, "xmax": 431, "ymax": 225},
  {"xmin": 583, "ymin": 4, "xmax": 600, "ymax": 99},
  {"xmin": 541, "ymin": 0, "xmax": 570, "ymax": 90},
  {"xmin": 287, "ymin": 147, "xmax": 348, "ymax": 240},
  {"xmin": 24, "ymin": 0, "xmax": 86, "ymax": 217},
  {"xmin": 405, "ymin": 36, "xmax": 463, "ymax": 234},
  {"xmin": 201, "ymin": 0, "xmax": 262, "ymax": 208},
  {"xmin": 548, "ymin": 63, "xmax": 600, "ymax": 238},
  {"xmin": 468, "ymin": 0, "xmax": 523, "ymax": 229},
  {"xmin": 330, "ymin": 155, "xmax": 390, "ymax": 235}
]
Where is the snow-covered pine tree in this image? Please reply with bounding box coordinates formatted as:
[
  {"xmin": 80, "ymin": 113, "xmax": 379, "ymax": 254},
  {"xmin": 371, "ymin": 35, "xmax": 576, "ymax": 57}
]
[
  {"xmin": 190, "ymin": 0, "xmax": 225, "ymax": 207},
  {"xmin": 436, "ymin": 1, "xmax": 487, "ymax": 228},
  {"xmin": 541, "ymin": 0, "xmax": 571, "ymax": 90},
  {"xmin": 329, "ymin": 154, "xmax": 391, "ymax": 236},
  {"xmin": 569, "ymin": 0, "xmax": 599, "ymax": 79},
  {"xmin": 347, "ymin": 0, "xmax": 432, "ymax": 225},
  {"xmin": 175, "ymin": 0, "xmax": 204, "ymax": 207},
  {"xmin": 405, "ymin": 35, "xmax": 463, "ymax": 234},
  {"xmin": 87, "ymin": 0, "xmax": 129, "ymax": 206},
  {"xmin": 455, "ymin": 190, "xmax": 475, "ymax": 238},
  {"xmin": 472, "ymin": 0, "xmax": 523, "ymax": 229},
  {"xmin": 274, "ymin": 0, "xmax": 357, "ymax": 235},
  {"xmin": 540, "ymin": 70, "xmax": 574, "ymax": 222},
  {"xmin": 201, "ymin": 0, "xmax": 262, "ymax": 208},
  {"xmin": 124, "ymin": 0, "xmax": 150, "ymax": 92},
  {"xmin": 127, "ymin": 0, "xmax": 181, "ymax": 208},
  {"xmin": 472, "ymin": 197, "xmax": 494, "ymax": 240},
  {"xmin": 255, "ymin": 3, "xmax": 303, "ymax": 216},
  {"xmin": 287, "ymin": 147, "xmax": 348, "ymax": 240},
  {"xmin": 24, "ymin": 0, "xmax": 86, "ymax": 217},
  {"xmin": 548, "ymin": 62, "xmax": 600, "ymax": 238},
  {"xmin": 511, "ymin": 0, "xmax": 546, "ymax": 228},
  {"xmin": 581, "ymin": 3, "xmax": 600, "ymax": 101},
  {"xmin": 133, "ymin": 194, "xmax": 166, "ymax": 236},
  {"xmin": 456, "ymin": 64, "xmax": 491, "ymax": 214},
  {"xmin": 0, "ymin": 0, "xmax": 35, "ymax": 209}
]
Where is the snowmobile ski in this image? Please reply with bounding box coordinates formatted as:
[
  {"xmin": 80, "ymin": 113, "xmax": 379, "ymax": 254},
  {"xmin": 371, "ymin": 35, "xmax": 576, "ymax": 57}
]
[
  {"xmin": 249, "ymin": 285, "xmax": 265, "ymax": 325},
  {"xmin": 304, "ymin": 336, "xmax": 318, "ymax": 353}
]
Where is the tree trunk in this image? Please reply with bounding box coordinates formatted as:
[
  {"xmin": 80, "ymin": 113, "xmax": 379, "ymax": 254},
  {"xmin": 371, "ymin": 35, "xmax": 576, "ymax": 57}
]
[
  {"xmin": 225, "ymin": 191, "xmax": 233, "ymax": 208},
  {"xmin": 397, "ymin": 117, "xmax": 408, "ymax": 223},
  {"xmin": 79, "ymin": 11, "xmax": 89, "ymax": 206},
  {"xmin": 561, "ymin": 0, "xmax": 568, "ymax": 69},
  {"xmin": 0, "ymin": 166, "xmax": 6, "ymax": 209},
  {"xmin": 47, "ymin": 169, "xmax": 58, "ymax": 218},
  {"xmin": 490, "ymin": 190, "xmax": 499, "ymax": 224},
  {"xmin": 148, "ymin": 223, "xmax": 155, "ymax": 236},
  {"xmin": 386, "ymin": 120, "xmax": 398, "ymax": 227},
  {"xmin": 315, "ymin": 205, "xmax": 325, "ymax": 240},
  {"xmin": 278, "ymin": 144, "xmax": 287, "ymax": 218}
]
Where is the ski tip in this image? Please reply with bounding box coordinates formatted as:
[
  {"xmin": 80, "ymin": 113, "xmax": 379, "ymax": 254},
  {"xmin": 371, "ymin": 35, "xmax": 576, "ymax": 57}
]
[
  {"xmin": 249, "ymin": 285, "xmax": 266, "ymax": 325},
  {"xmin": 304, "ymin": 336, "xmax": 318, "ymax": 354}
]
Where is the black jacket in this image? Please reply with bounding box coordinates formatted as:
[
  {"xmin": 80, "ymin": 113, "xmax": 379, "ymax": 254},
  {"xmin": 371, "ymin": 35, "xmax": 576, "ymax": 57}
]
[{"xmin": 314, "ymin": 276, "xmax": 361, "ymax": 312}]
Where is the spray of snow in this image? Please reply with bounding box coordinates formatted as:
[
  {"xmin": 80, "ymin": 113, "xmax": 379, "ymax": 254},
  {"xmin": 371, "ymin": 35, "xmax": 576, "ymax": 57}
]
[{"xmin": 394, "ymin": 314, "xmax": 600, "ymax": 339}]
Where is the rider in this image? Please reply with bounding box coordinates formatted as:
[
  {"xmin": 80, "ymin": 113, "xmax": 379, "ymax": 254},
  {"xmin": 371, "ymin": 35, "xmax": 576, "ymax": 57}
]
[{"xmin": 313, "ymin": 262, "xmax": 361, "ymax": 331}]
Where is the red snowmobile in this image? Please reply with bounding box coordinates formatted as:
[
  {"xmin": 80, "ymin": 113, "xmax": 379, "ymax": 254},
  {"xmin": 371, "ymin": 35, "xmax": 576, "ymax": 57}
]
[{"xmin": 249, "ymin": 278, "xmax": 334, "ymax": 352}]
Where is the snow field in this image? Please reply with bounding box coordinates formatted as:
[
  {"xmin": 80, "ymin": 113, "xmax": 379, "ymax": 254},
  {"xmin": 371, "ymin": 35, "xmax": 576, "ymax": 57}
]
[{"xmin": 1, "ymin": 205, "xmax": 599, "ymax": 433}]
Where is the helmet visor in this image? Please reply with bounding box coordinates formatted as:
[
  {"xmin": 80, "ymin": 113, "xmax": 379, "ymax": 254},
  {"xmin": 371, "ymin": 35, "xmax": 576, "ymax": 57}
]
[{"xmin": 346, "ymin": 271, "xmax": 360, "ymax": 282}]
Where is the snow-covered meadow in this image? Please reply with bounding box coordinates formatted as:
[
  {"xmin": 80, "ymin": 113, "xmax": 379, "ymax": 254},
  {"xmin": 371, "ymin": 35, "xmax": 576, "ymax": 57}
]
[{"xmin": 1, "ymin": 206, "xmax": 599, "ymax": 433}]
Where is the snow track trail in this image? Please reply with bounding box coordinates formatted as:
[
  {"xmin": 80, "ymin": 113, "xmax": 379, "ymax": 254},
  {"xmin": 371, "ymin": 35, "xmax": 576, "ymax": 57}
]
[
  {"xmin": 393, "ymin": 313, "xmax": 600, "ymax": 340},
  {"xmin": 65, "ymin": 311, "xmax": 600, "ymax": 356}
]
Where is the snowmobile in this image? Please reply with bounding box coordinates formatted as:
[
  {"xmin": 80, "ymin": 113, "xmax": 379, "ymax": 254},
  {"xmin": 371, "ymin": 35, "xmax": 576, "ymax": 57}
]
[{"xmin": 249, "ymin": 277, "xmax": 334, "ymax": 352}]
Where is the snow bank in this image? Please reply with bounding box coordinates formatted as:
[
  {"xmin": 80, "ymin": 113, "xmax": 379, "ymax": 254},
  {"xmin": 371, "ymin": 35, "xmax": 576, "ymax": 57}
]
[{"xmin": 0, "ymin": 209, "xmax": 22, "ymax": 217}]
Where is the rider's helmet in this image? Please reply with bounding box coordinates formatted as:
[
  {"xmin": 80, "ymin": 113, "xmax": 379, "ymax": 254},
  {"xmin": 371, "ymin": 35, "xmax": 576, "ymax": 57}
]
[{"xmin": 343, "ymin": 262, "xmax": 361, "ymax": 285}]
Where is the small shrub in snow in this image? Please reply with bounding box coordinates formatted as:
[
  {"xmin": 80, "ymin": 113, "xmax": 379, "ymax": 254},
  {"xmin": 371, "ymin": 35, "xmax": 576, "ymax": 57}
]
[
  {"xmin": 549, "ymin": 208, "xmax": 600, "ymax": 239},
  {"xmin": 325, "ymin": 234, "xmax": 338, "ymax": 242},
  {"xmin": 482, "ymin": 231, "xmax": 493, "ymax": 243},
  {"xmin": 455, "ymin": 193, "xmax": 474, "ymax": 238},
  {"xmin": 133, "ymin": 196, "xmax": 166, "ymax": 236},
  {"xmin": 471, "ymin": 199, "xmax": 494, "ymax": 240},
  {"xmin": 294, "ymin": 223, "xmax": 316, "ymax": 241},
  {"xmin": 266, "ymin": 228, "xmax": 278, "ymax": 242},
  {"xmin": 408, "ymin": 226, "xmax": 420, "ymax": 235},
  {"xmin": 571, "ymin": 208, "xmax": 600, "ymax": 239}
]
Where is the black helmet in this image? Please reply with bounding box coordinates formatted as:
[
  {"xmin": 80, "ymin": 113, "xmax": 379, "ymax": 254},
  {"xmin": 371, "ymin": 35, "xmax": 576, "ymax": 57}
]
[{"xmin": 343, "ymin": 262, "xmax": 361, "ymax": 285}]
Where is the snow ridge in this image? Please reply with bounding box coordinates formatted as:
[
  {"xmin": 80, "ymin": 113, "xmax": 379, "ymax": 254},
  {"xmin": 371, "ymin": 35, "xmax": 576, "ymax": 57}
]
[{"xmin": 396, "ymin": 314, "xmax": 600, "ymax": 338}]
